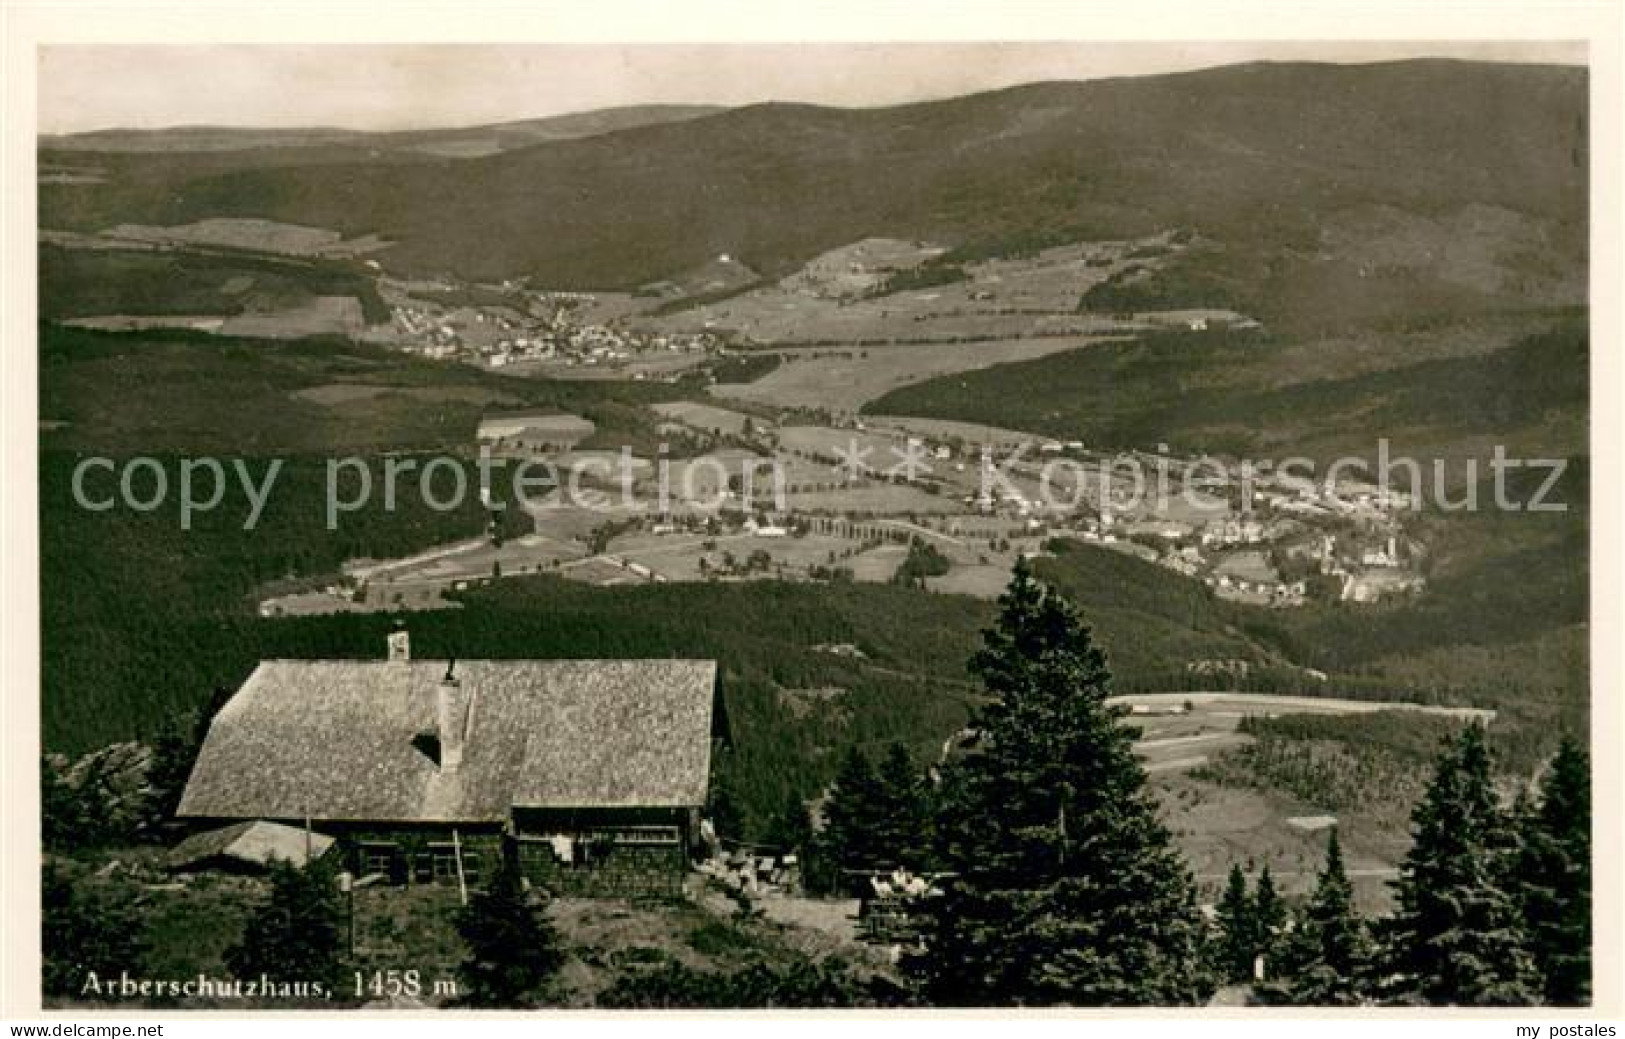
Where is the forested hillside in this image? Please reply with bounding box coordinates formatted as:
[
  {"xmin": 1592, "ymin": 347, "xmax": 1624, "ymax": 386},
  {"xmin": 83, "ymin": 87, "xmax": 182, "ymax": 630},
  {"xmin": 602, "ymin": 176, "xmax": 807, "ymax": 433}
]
[{"xmin": 41, "ymin": 61, "xmax": 1584, "ymax": 328}]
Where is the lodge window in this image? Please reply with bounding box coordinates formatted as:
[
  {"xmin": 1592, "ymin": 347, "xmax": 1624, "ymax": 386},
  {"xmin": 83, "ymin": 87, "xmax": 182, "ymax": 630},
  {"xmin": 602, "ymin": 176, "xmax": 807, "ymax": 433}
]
[
  {"xmin": 417, "ymin": 843, "xmax": 482, "ymax": 884},
  {"xmin": 584, "ymin": 826, "xmax": 680, "ymax": 847},
  {"xmin": 359, "ymin": 842, "xmax": 397, "ymax": 878},
  {"xmin": 432, "ymin": 847, "xmax": 458, "ymax": 880}
]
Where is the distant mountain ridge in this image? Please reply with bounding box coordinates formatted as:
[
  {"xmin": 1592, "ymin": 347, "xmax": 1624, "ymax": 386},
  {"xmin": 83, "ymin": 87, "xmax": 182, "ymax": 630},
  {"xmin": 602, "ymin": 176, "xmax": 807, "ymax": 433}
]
[
  {"xmin": 40, "ymin": 103, "xmax": 727, "ymax": 156},
  {"xmin": 39, "ymin": 59, "xmax": 1585, "ymax": 322}
]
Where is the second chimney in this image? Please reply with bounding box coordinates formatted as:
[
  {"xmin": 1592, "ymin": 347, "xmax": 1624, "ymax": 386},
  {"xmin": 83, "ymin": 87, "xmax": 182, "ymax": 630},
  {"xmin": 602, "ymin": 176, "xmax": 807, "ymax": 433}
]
[{"xmin": 436, "ymin": 661, "xmax": 469, "ymax": 772}]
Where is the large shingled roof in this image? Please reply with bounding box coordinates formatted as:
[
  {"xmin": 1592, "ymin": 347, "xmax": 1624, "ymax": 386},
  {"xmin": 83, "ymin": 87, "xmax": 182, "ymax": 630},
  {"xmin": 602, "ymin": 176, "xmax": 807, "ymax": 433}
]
[{"xmin": 177, "ymin": 658, "xmax": 720, "ymax": 824}]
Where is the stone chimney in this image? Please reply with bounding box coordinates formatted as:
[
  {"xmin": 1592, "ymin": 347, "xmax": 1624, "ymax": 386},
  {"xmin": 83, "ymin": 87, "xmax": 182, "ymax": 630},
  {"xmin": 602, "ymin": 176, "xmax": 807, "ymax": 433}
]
[
  {"xmin": 436, "ymin": 660, "xmax": 469, "ymax": 772},
  {"xmin": 387, "ymin": 624, "xmax": 410, "ymax": 663}
]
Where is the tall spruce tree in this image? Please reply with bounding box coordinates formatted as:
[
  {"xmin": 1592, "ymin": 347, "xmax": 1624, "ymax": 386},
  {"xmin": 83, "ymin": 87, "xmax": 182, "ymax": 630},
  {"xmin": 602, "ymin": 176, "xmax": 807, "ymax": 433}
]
[
  {"xmin": 1283, "ymin": 829, "xmax": 1370, "ymax": 1005},
  {"xmin": 146, "ymin": 721, "xmax": 197, "ymax": 830},
  {"xmin": 225, "ymin": 858, "xmax": 345, "ymax": 994},
  {"xmin": 873, "ymin": 741, "xmax": 930, "ymax": 869},
  {"xmin": 1386, "ymin": 723, "xmax": 1540, "ymax": 1005},
  {"xmin": 1214, "ymin": 864, "xmax": 1257, "ymax": 984},
  {"xmin": 706, "ymin": 763, "xmax": 745, "ymax": 845},
  {"xmin": 820, "ymin": 746, "xmax": 888, "ymax": 878},
  {"xmin": 914, "ymin": 559, "xmax": 1207, "ymax": 1005},
  {"xmin": 764, "ymin": 789, "xmax": 816, "ymax": 858},
  {"xmin": 455, "ymin": 857, "xmax": 566, "ymax": 1008},
  {"xmin": 148, "ymin": 687, "xmax": 233, "ymax": 830},
  {"xmin": 1252, "ymin": 865, "xmax": 1287, "ymax": 976},
  {"xmin": 1514, "ymin": 738, "xmax": 1591, "ymax": 1005}
]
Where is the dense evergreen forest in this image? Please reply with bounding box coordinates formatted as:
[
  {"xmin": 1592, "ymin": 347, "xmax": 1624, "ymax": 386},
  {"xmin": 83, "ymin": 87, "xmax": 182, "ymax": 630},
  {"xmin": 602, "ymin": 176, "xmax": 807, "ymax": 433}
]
[{"xmin": 869, "ymin": 319, "xmax": 1587, "ymax": 463}]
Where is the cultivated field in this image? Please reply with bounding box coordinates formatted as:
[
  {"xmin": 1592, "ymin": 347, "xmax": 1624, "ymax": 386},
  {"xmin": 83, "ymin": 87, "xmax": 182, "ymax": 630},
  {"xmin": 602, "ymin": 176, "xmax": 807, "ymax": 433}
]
[
  {"xmin": 844, "ymin": 544, "xmax": 909, "ymax": 583},
  {"xmin": 67, "ymin": 297, "xmax": 369, "ymax": 339},
  {"xmin": 218, "ymin": 296, "xmax": 367, "ymax": 339},
  {"xmin": 1213, "ymin": 550, "xmax": 1280, "ymax": 584},
  {"xmin": 712, "ymin": 336, "xmax": 1120, "ymax": 413},
  {"xmin": 652, "ymin": 400, "xmax": 761, "ymax": 435},
  {"xmin": 924, "ymin": 563, "xmax": 1016, "ymax": 598},
  {"xmin": 504, "ymin": 351, "xmax": 711, "ymax": 381},
  {"xmin": 862, "ymin": 415, "xmax": 1037, "ymax": 450},
  {"xmin": 292, "ymin": 382, "xmax": 527, "ymax": 409},
  {"xmin": 64, "ymin": 315, "xmax": 228, "ymax": 333},
  {"xmin": 787, "ymin": 485, "xmax": 959, "ymax": 516},
  {"xmin": 777, "ymin": 424, "xmax": 906, "ymax": 459},
  {"xmin": 776, "ymin": 238, "xmax": 946, "ymax": 298},
  {"xmin": 102, "ymin": 218, "xmax": 393, "ymax": 258},
  {"xmin": 638, "ymin": 233, "xmax": 1210, "ymax": 346}
]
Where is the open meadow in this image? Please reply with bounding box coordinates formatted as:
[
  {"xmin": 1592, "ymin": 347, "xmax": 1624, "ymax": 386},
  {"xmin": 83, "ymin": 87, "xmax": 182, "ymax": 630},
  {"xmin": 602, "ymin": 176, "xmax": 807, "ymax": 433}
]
[{"xmin": 712, "ymin": 336, "xmax": 1121, "ymax": 413}]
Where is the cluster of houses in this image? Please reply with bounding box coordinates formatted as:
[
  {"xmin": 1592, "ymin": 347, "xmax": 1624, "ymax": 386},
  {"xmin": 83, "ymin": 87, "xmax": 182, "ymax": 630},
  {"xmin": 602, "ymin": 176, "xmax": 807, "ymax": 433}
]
[
  {"xmin": 1250, "ymin": 473, "xmax": 1415, "ymax": 519},
  {"xmin": 1053, "ymin": 488, "xmax": 1419, "ymax": 608},
  {"xmin": 481, "ymin": 317, "xmax": 721, "ymax": 371},
  {"xmin": 383, "ymin": 284, "xmax": 724, "ymax": 370},
  {"xmin": 485, "ymin": 329, "xmax": 721, "ymax": 370},
  {"xmin": 1322, "ymin": 533, "xmax": 1427, "ymax": 602},
  {"xmin": 1204, "ymin": 569, "xmax": 1310, "ymax": 606}
]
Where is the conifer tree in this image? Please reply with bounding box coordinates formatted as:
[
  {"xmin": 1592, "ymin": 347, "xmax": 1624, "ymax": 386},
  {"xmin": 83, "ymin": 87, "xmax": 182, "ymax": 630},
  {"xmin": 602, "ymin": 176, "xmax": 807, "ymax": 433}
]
[
  {"xmin": 145, "ymin": 721, "xmax": 196, "ymax": 828},
  {"xmin": 1386, "ymin": 723, "xmax": 1540, "ymax": 1005},
  {"xmin": 1214, "ymin": 864, "xmax": 1257, "ymax": 983},
  {"xmin": 146, "ymin": 688, "xmax": 234, "ymax": 832},
  {"xmin": 764, "ymin": 789, "xmax": 815, "ymax": 858},
  {"xmin": 1284, "ymin": 829, "xmax": 1370, "ymax": 1005},
  {"xmin": 1250, "ymin": 865, "xmax": 1289, "ymax": 983},
  {"xmin": 1514, "ymin": 738, "xmax": 1590, "ymax": 1005},
  {"xmin": 455, "ymin": 857, "xmax": 566, "ymax": 1008},
  {"xmin": 914, "ymin": 559, "xmax": 1207, "ymax": 1005},
  {"xmin": 42, "ymin": 758, "xmax": 96, "ymax": 852},
  {"xmin": 873, "ymin": 741, "xmax": 930, "ymax": 868},
  {"xmin": 42, "ymin": 862, "xmax": 150, "ymax": 999},
  {"xmin": 820, "ymin": 746, "xmax": 888, "ymax": 879},
  {"xmin": 706, "ymin": 763, "xmax": 745, "ymax": 845},
  {"xmin": 764, "ymin": 788, "xmax": 818, "ymax": 892},
  {"xmin": 226, "ymin": 858, "xmax": 345, "ymax": 994}
]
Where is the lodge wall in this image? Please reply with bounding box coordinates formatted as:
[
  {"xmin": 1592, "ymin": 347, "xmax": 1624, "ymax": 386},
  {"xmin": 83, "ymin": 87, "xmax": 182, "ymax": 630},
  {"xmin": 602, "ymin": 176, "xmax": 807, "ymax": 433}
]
[
  {"xmin": 205, "ymin": 807, "xmax": 702, "ymax": 899},
  {"xmin": 509, "ymin": 805, "xmax": 695, "ymax": 900},
  {"xmin": 334, "ymin": 823, "xmax": 505, "ymax": 888}
]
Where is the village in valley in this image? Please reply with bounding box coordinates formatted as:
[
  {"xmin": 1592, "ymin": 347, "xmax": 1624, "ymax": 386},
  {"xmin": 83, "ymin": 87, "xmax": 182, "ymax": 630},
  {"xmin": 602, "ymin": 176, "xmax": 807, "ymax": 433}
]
[
  {"xmin": 263, "ymin": 405, "xmax": 1425, "ymax": 616},
  {"xmin": 256, "ymin": 230, "xmax": 1426, "ymax": 620}
]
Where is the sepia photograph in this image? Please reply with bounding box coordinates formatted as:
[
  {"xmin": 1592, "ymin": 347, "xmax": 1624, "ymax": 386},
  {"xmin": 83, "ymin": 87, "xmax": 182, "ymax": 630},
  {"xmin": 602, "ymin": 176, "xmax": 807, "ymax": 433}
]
[{"xmin": 2, "ymin": 2, "xmax": 1618, "ymax": 1024}]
